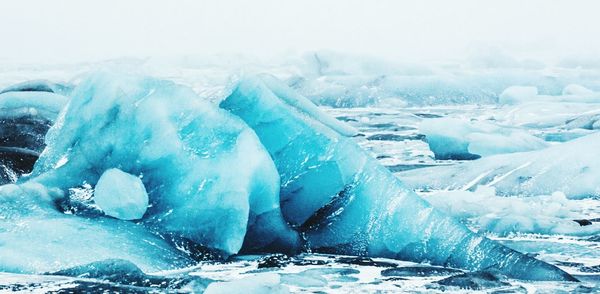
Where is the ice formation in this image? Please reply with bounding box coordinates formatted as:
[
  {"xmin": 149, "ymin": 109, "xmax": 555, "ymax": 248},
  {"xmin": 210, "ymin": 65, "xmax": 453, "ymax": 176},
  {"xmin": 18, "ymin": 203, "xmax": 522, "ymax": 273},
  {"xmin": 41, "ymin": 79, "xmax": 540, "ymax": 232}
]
[
  {"xmin": 94, "ymin": 168, "xmax": 149, "ymax": 220},
  {"xmin": 0, "ymin": 79, "xmax": 72, "ymax": 96},
  {"xmin": 500, "ymin": 84, "xmax": 600, "ymax": 105},
  {"xmin": 24, "ymin": 72, "xmax": 298, "ymax": 256},
  {"xmin": 221, "ymin": 74, "xmax": 575, "ymax": 281},
  {"xmin": 423, "ymin": 186, "xmax": 600, "ymax": 236},
  {"xmin": 420, "ymin": 118, "xmax": 548, "ymax": 160},
  {"xmin": 0, "ymin": 90, "xmax": 69, "ymax": 184},
  {"xmin": 0, "ymin": 72, "xmax": 579, "ymax": 282},
  {"xmin": 400, "ymin": 132, "xmax": 600, "ymax": 199},
  {"xmin": 0, "ymin": 182, "xmax": 192, "ymax": 273}
]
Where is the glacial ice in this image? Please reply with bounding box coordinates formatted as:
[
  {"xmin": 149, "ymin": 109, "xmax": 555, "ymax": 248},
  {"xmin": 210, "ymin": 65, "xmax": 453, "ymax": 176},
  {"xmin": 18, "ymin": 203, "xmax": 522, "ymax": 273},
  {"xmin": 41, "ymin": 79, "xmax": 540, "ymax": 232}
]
[
  {"xmin": 221, "ymin": 74, "xmax": 575, "ymax": 281},
  {"xmin": 24, "ymin": 72, "xmax": 298, "ymax": 255},
  {"xmin": 400, "ymin": 132, "xmax": 600, "ymax": 199},
  {"xmin": 423, "ymin": 186, "xmax": 600, "ymax": 236},
  {"xmin": 0, "ymin": 182, "xmax": 192, "ymax": 273},
  {"xmin": 0, "ymin": 90, "xmax": 69, "ymax": 184},
  {"xmin": 500, "ymin": 84, "xmax": 600, "ymax": 105},
  {"xmin": 0, "ymin": 79, "xmax": 72, "ymax": 96},
  {"xmin": 94, "ymin": 168, "xmax": 148, "ymax": 220},
  {"xmin": 420, "ymin": 118, "xmax": 548, "ymax": 160}
]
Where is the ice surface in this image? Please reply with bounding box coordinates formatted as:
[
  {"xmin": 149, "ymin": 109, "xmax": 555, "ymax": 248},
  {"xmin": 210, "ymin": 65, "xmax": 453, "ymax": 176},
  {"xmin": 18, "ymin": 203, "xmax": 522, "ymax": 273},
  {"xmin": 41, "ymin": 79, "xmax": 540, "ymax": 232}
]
[
  {"xmin": 204, "ymin": 273, "xmax": 289, "ymax": 294},
  {"xmin": 423, "ymin": 186, "xmax": 600, "ymax": 236},
  {"xmin": 420, "ymin": 118, "xmax": 548, "ymax": 159},
  {"xmin": 0, "ymin": 90, "xmax": 68, "ymax": 184},
  {"xmin": 0, "ymin": 91, "xmax": 68, "ymax": 122},
  {"xmin": 0, "ymin": 182, "xmax": 192, "ymax": 273},
  {"xmin": 94, "ymin": 168, "xmax": 148, "ymax": 220},
  {"xmin": 0, "ymin": 79, "xmax": 72, "ymax": 96},
  {"xmin": 25, "ymin": 72, "xmax": 298, "ymax": 255},
  {"xmin": 400, "ymin": 132, "xmax": 600, "ymax": 199},
  {"xmin": 221, "ymin": 74, "xmax": 575, "ymax": 281},
  {"xmin": 500, "ymin": 84, "xmax": 600, "ymax": 105}
]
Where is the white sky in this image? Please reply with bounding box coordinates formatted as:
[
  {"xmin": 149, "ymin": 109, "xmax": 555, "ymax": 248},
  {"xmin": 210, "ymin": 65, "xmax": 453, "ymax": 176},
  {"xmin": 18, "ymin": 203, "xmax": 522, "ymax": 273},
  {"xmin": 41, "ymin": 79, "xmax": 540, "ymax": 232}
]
[{"xmin": 1, "ymin": 0, "xmax": 599, "ymax": 63}]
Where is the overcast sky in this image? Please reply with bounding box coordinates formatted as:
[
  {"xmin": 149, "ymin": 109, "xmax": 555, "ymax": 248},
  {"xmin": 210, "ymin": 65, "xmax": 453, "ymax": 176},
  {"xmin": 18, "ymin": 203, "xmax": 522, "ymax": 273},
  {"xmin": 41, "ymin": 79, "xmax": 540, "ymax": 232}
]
[{"xmin": 1, "ymin": 0, "xmax": 599, "ymax": 64}]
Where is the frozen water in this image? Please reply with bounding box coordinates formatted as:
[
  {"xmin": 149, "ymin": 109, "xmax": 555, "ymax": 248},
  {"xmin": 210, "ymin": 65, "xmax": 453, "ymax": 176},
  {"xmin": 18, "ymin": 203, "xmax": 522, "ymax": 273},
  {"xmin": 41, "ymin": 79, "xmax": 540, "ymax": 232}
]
[
  {"xmin": 422, "ymin": 186, "xmax": 600, "ymax": 236},
  {"xmin": 0, "ymin": 91, "xmax": 67, "ymax": 122},
  {"xmin": 221, "ymin": 74, "xmax": 574, "ymax": 281},
  {"xmin": 400, "ymin": 132, "xmax": 600, "ymax": 199},
  {"xmin": 94, "ymin": 168, "xmax": 148, "ymax": 220},
  {"xmin": 0, "ymin": 79, "xmax": 72, "ymax": 96},
  {"xmin": 0, "ymin": 182, "xmax": 192, "ymax": 273},
  {"xmin": 204, "ymin": 273, "xmax": 289, "ymax": 294},
  {"xmin": 500, "ymin": 84, "xmax": 600, "ymax": 105},
  {"xmin": 420, "ymin": 117, "xmax": 548, "ymax": 159},
  {"xmin": 25, "ymin": 72, "xmax": 298, "ymax": 255}
]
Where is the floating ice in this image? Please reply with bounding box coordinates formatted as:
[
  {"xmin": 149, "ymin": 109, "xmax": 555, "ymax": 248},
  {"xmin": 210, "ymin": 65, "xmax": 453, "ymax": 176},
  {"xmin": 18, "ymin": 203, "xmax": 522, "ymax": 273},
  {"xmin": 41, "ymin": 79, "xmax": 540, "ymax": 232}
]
[
  {"xmin": 25, "ymin": 72, "xmax": 298, "ymax": 256},
  {"xmin": 94, "ymin": 168, "xmax": 148, "ymax": 220},
  {"xmin": 420, "ymin": 118, "xmax": 548, "ymax": 160},
  {"xmin": 0, "ymin": 182, "xmax": 191, "ymax": 273},
  {"xmin": 423, "ymin": 186, "xmax": 600, "ymax": 236},
  {"xmin": 221, "ymin": 74, "xmax": 575, "ymax": 281},
  {"xmin": 500, "ymin": 84, "xmax": 600, "ymax": 105},
  {"xmin": 400, "ymin": 132, "xmax": 600, "ymax": 199},
  {"xmin": 204, "ymin": 273, "xmax": 289, "ymax": 294}
]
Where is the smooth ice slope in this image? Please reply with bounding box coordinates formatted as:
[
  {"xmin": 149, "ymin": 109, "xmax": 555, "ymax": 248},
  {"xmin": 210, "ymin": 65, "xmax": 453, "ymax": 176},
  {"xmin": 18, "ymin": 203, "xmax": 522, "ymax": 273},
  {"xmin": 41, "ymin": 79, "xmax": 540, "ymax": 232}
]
[
  {"xmin": 0, "ymin": 79, "xmax": 72, "ymax": 96},
  {"xmin": 420, "ymin": 118, "xmax": 548, "ymax": 160},
  {"xmin": 221, "ymin": 74, "xmax": 575, "ymax": 281},
  {"xmin": 0, "ymin": 182, "xmax": 191, "ymax": 273},
  {"xmin": 94, "ymin": 168, "xmax": 149, "ymax": 220},
  {"xmin": 400, "ymin": 132, "xmax": 600, "ymax": 199},
  {"xmin": 26, "ymin": 72, "xmax": 298, "ymax": 255}
]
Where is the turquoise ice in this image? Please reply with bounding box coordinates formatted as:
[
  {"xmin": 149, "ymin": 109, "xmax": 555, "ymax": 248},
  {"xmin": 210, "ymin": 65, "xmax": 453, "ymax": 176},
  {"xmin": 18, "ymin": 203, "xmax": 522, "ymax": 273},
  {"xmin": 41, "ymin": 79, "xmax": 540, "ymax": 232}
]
[{"xmin": 221, "ymin": 74, "xmax": 575, "ymax": 281}]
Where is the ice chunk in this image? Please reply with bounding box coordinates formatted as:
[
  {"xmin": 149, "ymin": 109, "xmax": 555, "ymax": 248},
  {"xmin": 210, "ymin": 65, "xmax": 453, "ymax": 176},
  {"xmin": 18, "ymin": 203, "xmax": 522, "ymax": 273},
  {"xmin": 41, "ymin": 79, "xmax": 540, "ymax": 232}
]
[
  {"xmin": 27, "ymin": 72, "xmax": 298, "ymax": 255},
  {"xmin": 420, "ymin": 118, "xmax": 548, "ymax": 160},
  {"xmin": 221, "ymin": 74, "xmax": 575, "ymax": 281},
  {"xmin": 0, "ymin": 91, "xmax": 67, "ymax": 122},
  {"xmin": 400, "ymin": 132, "xmax": 600, "ymax": 199},
  {"xmin": 204, "ymin": 273, "xmax": 289, "ymax": 294},
  {"xmin": 499, "ymin": 86, "xmax": 538, "ymax": 104},
  {"xmin": 0, "ymin": 182, "xmax": 192, "ymax": 273},
  {"xmin": 0, "ymin": 79, "xmax": 72, "ymax": 96},
  {"xmin": 94, "ymin": 168, "xmax": 148, "ymax": 220},
  {"xmin": 423, "ymin": 186, "xmax": 600, "ymax": 236}
]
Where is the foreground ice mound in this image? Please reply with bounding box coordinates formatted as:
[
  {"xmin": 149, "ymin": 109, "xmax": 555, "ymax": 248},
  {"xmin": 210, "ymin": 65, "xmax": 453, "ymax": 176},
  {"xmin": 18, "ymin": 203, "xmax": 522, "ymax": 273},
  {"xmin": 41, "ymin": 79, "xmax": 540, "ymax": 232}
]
[
  {"xmin": 221, "ymin": 74, "xmax": 575, "ymax": 281},
  {"xmin": 25, "ymin": 72, "xmax": 297, "ymax": 256},
  {"xmin": 0, "ymin": 182, "xmax": 191, "ymax": 273},
  {"xmin": 420, "ymin": 118, "xmax": 548, "ymax": 160},
  {"xmin": 400, "ymin": 132, "xmax": 600, "ymax": 199}
]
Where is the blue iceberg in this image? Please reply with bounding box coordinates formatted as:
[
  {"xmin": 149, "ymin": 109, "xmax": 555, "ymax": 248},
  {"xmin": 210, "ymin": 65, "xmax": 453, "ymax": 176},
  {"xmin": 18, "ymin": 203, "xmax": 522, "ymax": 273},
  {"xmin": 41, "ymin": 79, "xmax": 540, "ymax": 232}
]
[
  {"xmin": 0, "ymin": 73, "xmax": 575, "ymax": 282},
  {"xmin": 221, "ymin": 74, "xmax": 575, "ymax": 281}
]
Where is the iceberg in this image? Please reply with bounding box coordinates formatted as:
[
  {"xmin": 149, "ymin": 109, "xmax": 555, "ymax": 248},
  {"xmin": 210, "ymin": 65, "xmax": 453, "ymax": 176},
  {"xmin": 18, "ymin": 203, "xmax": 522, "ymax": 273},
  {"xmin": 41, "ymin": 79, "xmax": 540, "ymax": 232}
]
[
  {"xmin": 399, "ymin": 132, "xmax": 600, "ymax": 199},
  {"xmin": 23, "ymin": 72, "xmax": 298, "ymax": 256},
  {"xmin": 420, "ymin": 118, "xmax": 548, "ymax": 160},
  {"xmin": 220, "ymin": 74, "xmax": 575, "ymax": 281}
]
